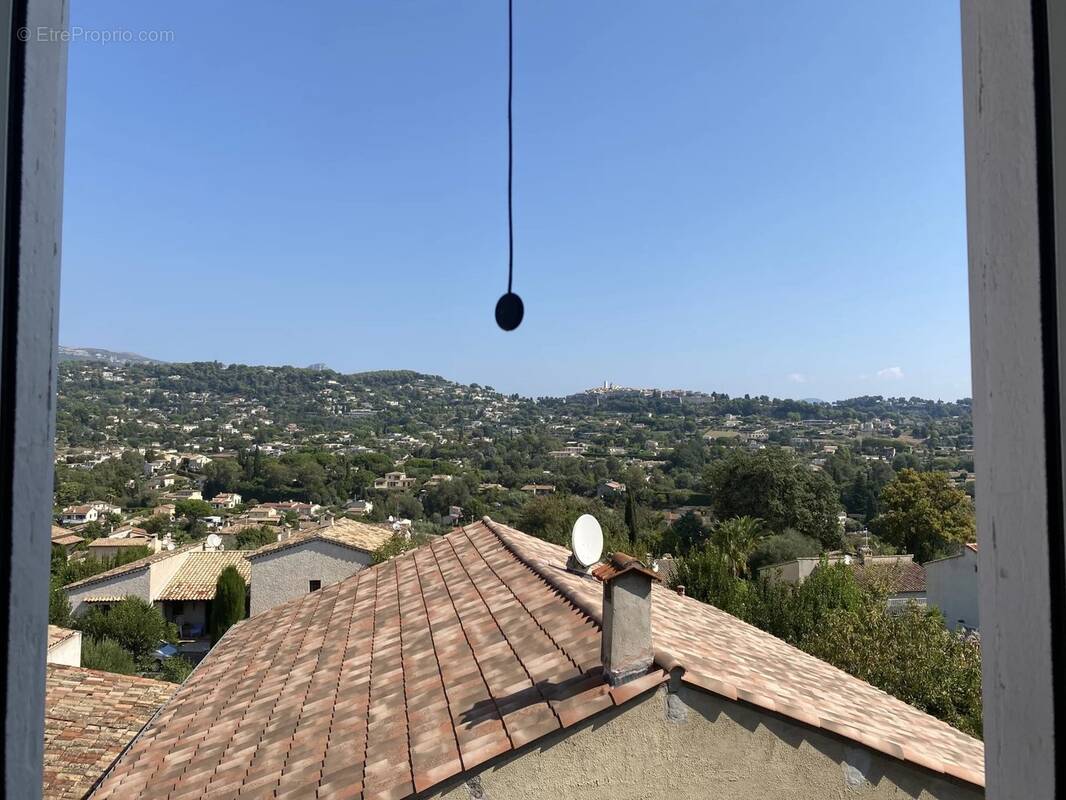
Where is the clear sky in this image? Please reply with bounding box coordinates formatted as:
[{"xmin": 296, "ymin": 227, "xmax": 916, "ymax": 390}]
[{"xmin": 60, "ymin": 1, "xmax": 969, "ymax": 401}]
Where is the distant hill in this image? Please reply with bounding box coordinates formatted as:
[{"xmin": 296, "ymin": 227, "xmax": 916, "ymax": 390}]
[{"xmin": 58, "ymin": 345, "xmax": 163, "ymax": 365}]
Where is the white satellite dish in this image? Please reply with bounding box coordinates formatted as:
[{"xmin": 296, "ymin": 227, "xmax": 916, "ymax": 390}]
[
  {"xmin": 570, "ymin": 514, "xmax": 604, "ymax": 569},
  {"xmin": 205, "ymin": 533, "xmax": 222, "ymax": 550}
]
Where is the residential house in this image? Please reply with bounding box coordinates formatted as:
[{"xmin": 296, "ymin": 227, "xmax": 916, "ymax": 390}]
[
  {"xmin": 150, "ymin": 473, "xmax": 177, "ymax": 490},
  {"xmin": 155, "ymin": 551, "xmax": 251, "ymax": 661},
  {"xmin": 246, "ymin": 518, "xmax": 392, "ymax": 616},
  {"xmin": 422, "ymin": 473, "xmax": 454, "ymax": 488},
  {"xmin": 925, "ymin": 543, "xmax": 980, "ymax": 631},
  {"xmin": 343, "ymin": 498, "xmax": 373, "ymax": 516},
  {"xmin": 64, "ymin": 543, "xmax": 250, "ymax": 660},
  {"xmin": 184, "ymin": 454, "xmax": 212, "ymax": 472},
  {"xmin": 85, "ymin": 527, "xmax": 158, "ymax": 560},
  {"xmin": 373, "ymin": 471, "xmax": 417, "ymax": 490},
  {"xmin": 244, "ymin": 505, "xmax": 282, "ymax": 525},
  {"xmin": 849, "ymin": 556, "xmax": 928, "ymax": 610},
  {"xmin": 50, "ymin": 525, "xmax": 83, "ymax": 558},
  {"xmin": 520, "ymin": 483, "xmax": 556, "ymax": 496},
  {"xmin": 46, "ymin": 625, "xmax": 81, "ymax": 667},
  {"xmin": 596, "ymin": 479, "xmax": 627, "ymax": 498},
  {"xmin": 209, "ymin": 492, "xmax": 242, "ymax": 510},
  {"xmin": 760, "ymin": 551, "xmax": 927, "ymax": 610},
  {"xmin": 91, "ymin": 519, "xmax": 983, "ymax": 800},
  {"xmin": 58, "ymin": 504, "xmax": 97, "ymax": 526},
  {"xmin": 152, "ymin": 503, "xmax": 175, "ymax": 519},
  {"xmin": 259, "ymin": 500, "xmax": 322, "ymax": 519},
  {"xmin": 171, "ymin": 488, "xmax": 203, "ymax": 502},
  {"xmin": 442, "ymin": 505, "xmax": 463, "ymax": 525},
  {"xmin": 43, "ymin": 664, "xmax": 174, "ymax": 800}
]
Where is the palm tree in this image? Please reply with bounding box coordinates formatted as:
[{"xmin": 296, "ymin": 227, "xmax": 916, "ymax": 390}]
[{"xmin": 712, "ymin": 516, "xmax": 765, "ymax": 578}]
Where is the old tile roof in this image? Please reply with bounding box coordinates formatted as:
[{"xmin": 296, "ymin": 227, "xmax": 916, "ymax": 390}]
[
  {"xmin": 51, "ymin": 525, "xmax": 84, "ymax": 547},
  {"xmin": 850, "ymin": 560, "xmax": 927, "ymax": 594},
  {"xmin": 92, "ymin": 521, "xmax": 659, "ymax": 799},
  {"xmin": 486, "ymin": 519, "xmax": 984, "ymax": 788},
  {"xmin": 44, "ymin": 665, "xmax": 175, "ymax": 800},
  {"xmin": 64, "ymin": 543, "xmax": 199, "ymax": 593},
  {"xmin": 591, "ymin": 552, "xmax": 662, "ymax": 583},
  {"xmin": 47, "ymin": 625, "xmax": 78, "ymax": 650},
  {"xmin": 91, "ymin": 518, "xmax": 984, "ymax": 799},
  {"xmin": 156, "ymin": 552, "xmax": 252, "ymax": 602},
  {"xmin": 245, "ymin": 517, "xmax": 393, "ymax": 560}
]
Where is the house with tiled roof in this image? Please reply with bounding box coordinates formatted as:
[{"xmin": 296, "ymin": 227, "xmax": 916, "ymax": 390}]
[
  {"xmin": 63, "ymin": 542, "xmax": 250, "ymax": 660},
  {"xmin": 91, "ymin": 519, "xmax": 983, "ymax": 800},
  {"xmin": 246, "ymin": 517, "xmax": 393, "ymax": 616},
  {"xmin": 850, "ymin": 556, "xmax": 928, "ymax": 609},
  {"xmin": 926, "ymin": 543, "xmax": 980, "ymax": 632},
  {"xmin": 156, "ymin": 551, "xmax": 251, "ymax": 659},
  {"xmin": 44, "ymin": 664, "xmax": 175, "ymax": 800},
  {"xmin": 50, "ymin": 525, "xmax": 84, "ymax": 558},
  {"xmin": 46, "ymin": 625, "xmax": 81, "ymax": 667}
]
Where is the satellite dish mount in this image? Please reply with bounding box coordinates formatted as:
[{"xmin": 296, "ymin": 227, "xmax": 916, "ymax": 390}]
[{"xmin": 568, "ymin": 514, "xmax": 604, "ymax": 574}]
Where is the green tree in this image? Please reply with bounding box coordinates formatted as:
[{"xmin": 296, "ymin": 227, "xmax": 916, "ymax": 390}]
[
  {"xmin": 624, "ymin": 490, "xmax": 638, "ymax": 548},
  {"xmin": 705, "ymin": 448, "xmax": 843, "ymax": 548},
  {"xmin": 81, "ymin": 637, "xmax": 136, "ymax": 675},
  {"xmin": 661, "ymin": 511, "xmax": 709, "ymax": 556},
  {"xmin": 711, "ymin": 516, "xmax": 765, "ymax": 577},
  {"xmin": 175, "ymin": 498, "xmax": 213, "ymax": 520},
  {"xmin": 235, "ymin": 526, "xmax": 276, "ymax": 550},
  {"xmin": 209, "ymin": 565, "xmax": 247, "ymax": 644},
  {"xmin": 804, "ymin": 603, "xmax": 982, "ymax": 738},
  {"xmin": 747, "ymin": 529, "xmax": 821, "ymax": 574},
  {"xmin": 159, "ymin": 655, "xmax": 195, "ymax": 683},
  {"xmin": 870, "ymin": 469, "xmax": 975, "ymax": 562},
  {"xmin": 372, "ymin": 532, "xmax": 431, "ymax": 564},
  {"xmin": 78, "ymin": 597, "xmax": 175, "ymax": 663},
  {"xmin": 48, "ymin": 581, "xmax": 72, "ymax": 627}
]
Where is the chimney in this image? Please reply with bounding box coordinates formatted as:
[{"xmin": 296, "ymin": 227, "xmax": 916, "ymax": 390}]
[{"xmin": 593, "ymin": 552, "xmax": 660, "ymax": 686}]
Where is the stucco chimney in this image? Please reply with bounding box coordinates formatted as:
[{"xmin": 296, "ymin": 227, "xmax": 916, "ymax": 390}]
[{"xmin": 593, "ymin": 552, "xmax": 660, "ymax": 686}]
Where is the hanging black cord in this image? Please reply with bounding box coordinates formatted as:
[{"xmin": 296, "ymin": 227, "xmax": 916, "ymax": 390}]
[
  {"xmin": 494, "ymin": 0, "xmax": 523, "ymax": 331},
  {"xmin": 507, "ymin": 0, "xmax": 514, "ymax": 293}
]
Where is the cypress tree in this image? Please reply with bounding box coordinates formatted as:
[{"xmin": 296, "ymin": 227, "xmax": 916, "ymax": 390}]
[
  {"xmin": 210, "ymin": 565, "xmax": 247, "ymax": 644},
  {"xmin": 625, "ymin": 489, "xmax": 638, "ymax": 549}
]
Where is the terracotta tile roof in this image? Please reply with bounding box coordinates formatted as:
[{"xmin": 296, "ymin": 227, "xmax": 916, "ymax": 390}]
[
  {"xmin": 591, "ymin": 552, "xmax": 662, "ymax": 583},
  {"xmin": 156, "ymin": 552, "xmax": 251, "ymax": 602},
  {"xmin": 51, "ymin": 525, "xmax": 83, "ymax": 546},
  {"xmin": 245, "ymin": 517, "xmax": 393, "ymax": 560},
  {"xmin": 87, "ymin": 538, "xmax": 153, "ymax": 549},
  {"xmin": 484, "ymin": 519, "xmax": 985, "ymax": 788},
  {"xmin": 47, "ymin": 625, "xmax": 78, "ymax": 650},
  {"xmin": 43, "ymin": 665, "xmax": 175, "ymax": 800},
  {"xmin": 91, "ymin": 518, "xmax": 984, "ymax": 799},
  {"xmin": 850, "ymin": 560, "xmax": 927, "ymax": 594},
  {"xmin": 64, "ymin": 543, "xmax": 198, "ymax": 593},
  {"xmin": 92, "ymin": 522, "xmax": 660, "ymax": 800}
]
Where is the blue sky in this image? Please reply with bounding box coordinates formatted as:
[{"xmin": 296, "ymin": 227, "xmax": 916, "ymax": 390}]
[{"xmin": 60, "ymin": 1, "xmax": 969, "ymax": 400}]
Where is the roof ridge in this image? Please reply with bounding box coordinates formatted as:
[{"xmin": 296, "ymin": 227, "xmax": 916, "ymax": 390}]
[
  {"xmin": 479, "ymin": 517, "xmax": 685, "ymax": 673},
  {"xmin": 64, "ymin": 543, "xmax": 197, "ymax": 591}
]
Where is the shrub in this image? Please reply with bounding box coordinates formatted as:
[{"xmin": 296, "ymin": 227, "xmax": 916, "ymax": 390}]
[
  {"xmin": 159, "ymin": 655, "xmax": 195, "ymax": 683},
  {"xmin": 82, "ymin": 637, "xmax": 136, "ymax": 675},
  {"xmin": 78, "ymin": 596, "xmax": 176, "ymax": 663}
]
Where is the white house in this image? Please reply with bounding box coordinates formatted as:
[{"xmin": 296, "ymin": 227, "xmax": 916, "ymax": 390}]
[
  {"xmin": 373, "ymin": 471, "xmax": 417, "ymax": 490},
  {"xmin": 209, "ymin": 492, "xmax": 242, "ymax": 510},
  {"xmin": 246, "ymin": 518, "xmax": 392, "ymax": 616},
  {"xmin": 59, "ymin": 504, "xmax": 98, "ymax": 526},
  {"xmin": 924, "ymin": 543, "xmax": 980, "ymax": 631},
  {"xmin": 184, "ymin": 454, "xmax": 212, "ymax": 472}
]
